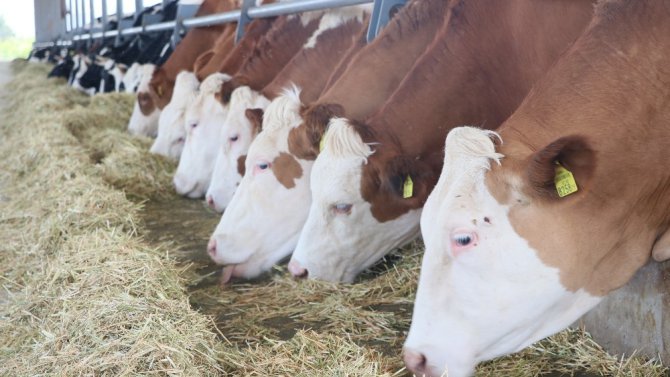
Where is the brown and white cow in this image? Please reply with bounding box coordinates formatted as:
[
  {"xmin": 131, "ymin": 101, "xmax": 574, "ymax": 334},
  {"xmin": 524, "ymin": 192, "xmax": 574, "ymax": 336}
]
[
  {"xmin": 127, "ymin": 0, "xmax": 238, "ymax": 137},
  {"xmin": 289, "ymin": 0, "xmax": 594, "ymax": 282},
  {"xmin": 404, "ymin": 1, "xmax": 670, "ymax": 376},
  {"xmin": 206, "ymin": 5, "xmax": 371, "ymax": 212},
  {"xmin": 172, "ymin": 10, "xmax": 325, "ymax": 200},
  {"xmin": 207, "ymin": 0, "xmax": 450, "ymax": 281}
]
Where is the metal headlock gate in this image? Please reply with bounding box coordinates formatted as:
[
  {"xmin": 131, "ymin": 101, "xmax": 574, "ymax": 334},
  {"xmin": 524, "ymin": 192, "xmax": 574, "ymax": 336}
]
[{"xmin": 33, "ymin": 0, "xmax": 408, "ymax": 50}]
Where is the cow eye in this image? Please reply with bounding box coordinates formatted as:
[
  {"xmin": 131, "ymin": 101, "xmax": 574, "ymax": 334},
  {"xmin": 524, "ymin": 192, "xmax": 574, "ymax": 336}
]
[
  {"xmin": 190, "ymin": 123, "xmax": 198, "ymax": 129},
  {"xmin": 230, "ymin": 135, "xmax": 239, "ymax": 142},
  {"xmin": 175, "ymin": 137, "xmax": 185, "ymax": 145},
  {"xmin": 255, "ymin": 161, "xmax": 271, "ymax": 172},
  {"xmin": 454, "ymin": 234, "xmax": 472, "ymax": 246},
  {"xmin": 332, "ymin": 203, "xmax": 353, "ymax": 215}
]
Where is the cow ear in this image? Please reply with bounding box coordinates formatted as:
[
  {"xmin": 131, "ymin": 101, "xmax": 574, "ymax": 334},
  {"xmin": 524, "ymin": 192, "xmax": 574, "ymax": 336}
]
[
  {"xmin": 382, "ymin": 155, "xmax": 435, "ymax": 206},
  {"xmin": 304, "ymin": 103, "xmax": 345, "ymax": 148},
  {"xmin": 245, "ymin": 108, "xmax": 264, "ymax": 134},
  {"xmin": 526, "ymin": 135, "xmax": 595, "ymax": 199}
]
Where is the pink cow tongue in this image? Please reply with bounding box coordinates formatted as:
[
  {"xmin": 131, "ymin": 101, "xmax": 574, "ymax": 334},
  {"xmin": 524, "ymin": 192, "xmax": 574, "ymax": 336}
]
[{"xmin": 219, "ymin": 265, "xmax": 235, "ymax": 287}]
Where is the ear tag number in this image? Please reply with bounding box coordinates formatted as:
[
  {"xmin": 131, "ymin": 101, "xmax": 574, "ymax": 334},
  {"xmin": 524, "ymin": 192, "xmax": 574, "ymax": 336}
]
[
  {"xmin": 403, "ymin": 175, "xmax": 414, "ymax": 199},
  {"xmin": 554, "ymin": 162, "xmax": 578, "ymax": 197}
]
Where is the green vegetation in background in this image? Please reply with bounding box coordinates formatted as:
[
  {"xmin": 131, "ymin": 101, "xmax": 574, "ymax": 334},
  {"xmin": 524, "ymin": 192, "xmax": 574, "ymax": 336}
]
[{"xmin": 0, "ymin": 15, "xmax": 33, "ymax": 61}]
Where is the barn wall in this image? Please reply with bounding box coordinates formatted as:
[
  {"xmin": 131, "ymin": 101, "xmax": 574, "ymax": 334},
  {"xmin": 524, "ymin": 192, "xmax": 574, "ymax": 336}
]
[
  {"xmin": 577, "ymin": 260, "xmax": 670, "ymax": 364},
  {"xmin": 34, "ymin": 0, "xmax": 67, "ymax": 43}
]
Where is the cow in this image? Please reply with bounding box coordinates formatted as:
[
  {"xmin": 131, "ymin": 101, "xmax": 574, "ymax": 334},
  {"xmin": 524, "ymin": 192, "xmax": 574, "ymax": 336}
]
[
  {"xmin": 149, "ymin": 71, "xmax": 200, "ymax": 159},
  {"xmin": 128, "ymin": 64, "xmax": 159, "ymax": 136},
  {"xmin": 168, "ymin": 10, "xmax": 324, "ymax": 196},
  {"xmin": 127, "ymin": 0, "xmax": 239, "ymax": 137},
  {"xmin": 288, "ymin": 0, "xmax": 594, "ymax": 282},
  {"xmin": 206, "ymin": 0, "xmax": 450, "ymax": 283},
  {"xmin": 173, "ymin": 77, "xmax": 271, "ymax": 198},
  {"xmin": 403, "ymin": 1, "xmax": 670, "ymax": 376},
  {"xmin": 205, "ymin": 5, "xmax": 371, "ymax": 212}
]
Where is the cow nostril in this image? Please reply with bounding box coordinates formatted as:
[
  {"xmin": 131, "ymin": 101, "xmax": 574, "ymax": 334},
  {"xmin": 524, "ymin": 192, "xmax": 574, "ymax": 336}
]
[
  {"xmin": 287, "ymin": 260, "xmax": 308, "ymax": 279},
  {"xmin": 207, "ymin": 239, "xmax": 217, "ymax": 257},
  {"xmin": 403, "ymin": 348, "xmax": 427, "ymax": 375},
  {"xmin": 206, "ymin": 195, "xmax": 215, "ymax": 209}
]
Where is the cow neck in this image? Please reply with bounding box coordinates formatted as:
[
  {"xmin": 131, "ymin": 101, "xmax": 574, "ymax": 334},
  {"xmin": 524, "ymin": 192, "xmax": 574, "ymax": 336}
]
[
  {"xmin": 359, "ymin": 0, "xmax": 595, "ymax": 224},
  {"xmin": 319, "ymin": 20, "xmax": 368, "ymax": 96},
  {"xmin": 263, "ymin": 13, "xmax": 367, "ymax": 104},
  {"xmin": 491, "ymin": 0, "xmax": 670, "ymax": 296},
  {"xmin": 213, "ymin": 18, "xmax": 276, "ymax": 77},
  {"xmin": 194, "ymin": 23, "xmax": 238, "ymax": 80},
  {"xmin": 231, "ymin": 15, "xmax": 322, "ymax": 91},
  {"xmin": 316, "ymin": 0, "xmax": 450, "ymax": 121}
]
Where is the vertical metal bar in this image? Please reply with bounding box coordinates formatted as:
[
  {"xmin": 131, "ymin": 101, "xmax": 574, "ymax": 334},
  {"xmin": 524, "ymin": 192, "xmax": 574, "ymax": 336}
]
[
  {"xmin": 235, "ymin": 0, "xmax": 255, "ymax": 44},
  {"xmin": 102, "ymin": 0, "xmax": 108, "ymax": 39},
  {"xmin": 135, "ymin": 0, "xmax": 144, "ymax": 21},
  {"xmin": 89, "ymin": 0, "xmax": 95, "ymax": 34},
  {"xmin": 366, "ymin": 0, "xmax": 407, "ymax": 42},
  {"xmin": 80, "ymin": 0, "xmax": 86, "ymax": 31},
  {"xmin": 74, "ymin": 0, "xmax": 80, "ymax": 31},
  {"xmin": 116, "ymin": 0, "xmax": 124, "ymax": 46}
]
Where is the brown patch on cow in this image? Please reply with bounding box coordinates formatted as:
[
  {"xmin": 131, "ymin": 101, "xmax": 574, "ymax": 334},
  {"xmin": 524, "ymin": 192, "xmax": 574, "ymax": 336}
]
[
  {"xmin": 217, "ymin": 78, "xmax": 245, "ymax": 105},
  {"xmin": 271, "ymin": 152, "xmax": 303, "ymax": 189},
  {"xmin": 245, "ymin": 108, "xmax": 264, "ymax": 134},
  {"xmin": 287, "ymin": 103, "xmax": 344, "ymax": 161},
  {"xmin": 137, "ymin": 91, "xmax": 156, "ymax": 116},
  {"xmin": 237, "ymin": 155, "xmax": 247, "ymax": 177}
]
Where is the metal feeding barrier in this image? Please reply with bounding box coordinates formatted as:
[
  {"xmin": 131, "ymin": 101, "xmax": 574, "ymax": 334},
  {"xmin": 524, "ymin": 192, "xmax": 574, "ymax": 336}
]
[{"xmin": 32, "ymin": 0, "xmax": 408, "ymax": 50}]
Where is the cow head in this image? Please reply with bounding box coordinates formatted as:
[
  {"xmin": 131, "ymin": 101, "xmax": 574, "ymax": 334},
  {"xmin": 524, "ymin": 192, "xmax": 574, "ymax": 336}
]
[
  {"xmin": 207, "ymin": 87, "xmax": 315, "ymax": 282},
  {"xmin": 128, "ymin": 64, "xmax": 159, "ymax": 137},
  {"xmin": 205, "ymin": 86, "xmax": 270, "ymax": 212},
  {"xmin": 289, "ymin": 119, "xmax": 433, "ymax": 282},
  {"xmin": 404, "ymin": 126, "xmax": 608, "ymax": 377},
  {"xmin": 174, "ymin": 73, "xmax": 233, "ymax": 198},
  {"xmin": 149, "ymin": 71, "xmax": 200, "ymax": 159}
]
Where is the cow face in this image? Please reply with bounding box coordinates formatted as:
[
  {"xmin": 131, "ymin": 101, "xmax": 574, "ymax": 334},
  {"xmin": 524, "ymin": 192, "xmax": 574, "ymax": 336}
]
[
  {"xmin": 404, "ymin": 127, "xmax": 602, "ymax": 377},
  {"xmin": 128, "ymin": 64, "xmax": 160, "ymax": 137},
  {"xmin": 173, "ymin": 73, "xmax": 232, "ymax": 198},
  {"xmin": 207, "ymin": 88, "xmax": 312, "ymax": 282},
  {"xmin": 149, "ymin": 71, "xmax": 200, "ymax": 159},
  {"xmin": 205, "ymin": 87, "xmax": 270, "ymax": 212},
  {"xmin": 289, "ymin": 119, "xmax": 432, "ymax": 282}
]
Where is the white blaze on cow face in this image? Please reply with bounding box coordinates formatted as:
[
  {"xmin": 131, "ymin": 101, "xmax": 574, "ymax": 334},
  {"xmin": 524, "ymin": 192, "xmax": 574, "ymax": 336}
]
[
  {"xmin": 290, "ymin": 119, "xmax": 421, "ymax": 282},
  {"xmin": 128, "ymin": 64, "xmax": 159, "ymax": 137},
  {"xmin": 206, "ymin": 87, "xmax": 270, "ymax": 212},
  {"xmin": 208, "ymin": 87, "xmax": 312, "ymax": 280},
  {"xmin": 149, "ymin": 71, "xmax": 200, "ymax": 159},
  {"xmin": 403, "ymin": 127, "xmax": 600, "ymax": 377},
  {"xmin": 173, "ymin": 73, "xmax": 232, "ymax": 198}
]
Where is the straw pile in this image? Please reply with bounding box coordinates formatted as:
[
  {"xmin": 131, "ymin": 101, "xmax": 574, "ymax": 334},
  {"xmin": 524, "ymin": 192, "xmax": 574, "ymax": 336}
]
[{"xmin": 1, "ymin": 60, "xmax": 667, "ymax": 376}]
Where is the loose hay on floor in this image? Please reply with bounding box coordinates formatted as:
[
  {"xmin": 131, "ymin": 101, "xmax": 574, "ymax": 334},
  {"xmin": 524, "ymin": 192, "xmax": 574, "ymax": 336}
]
[{"xmin": 1, "ymin": 61, "xmax": 667, "ymax": 376}]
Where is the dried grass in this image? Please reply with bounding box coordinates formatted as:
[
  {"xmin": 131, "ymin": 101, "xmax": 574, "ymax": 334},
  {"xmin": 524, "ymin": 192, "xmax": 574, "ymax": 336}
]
[
  {"xmin": 0, "ymin": 61, "xmax": 221, "ymax": 376},
  {"xmin": 0, "ymin": 61, "xmax": 666, "ymax": 377}
]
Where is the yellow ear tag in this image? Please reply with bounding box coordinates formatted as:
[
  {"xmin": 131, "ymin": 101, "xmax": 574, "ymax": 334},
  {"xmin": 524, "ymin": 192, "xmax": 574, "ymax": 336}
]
[
  {"xmin": 403, "ymin": 175, "xmax": 414, "ymax": 199},
  {"xmin": 319, "ymin": 133, "xmax": 327, "ymax": 153},
  {"xmin": 554, "ymin": 162, "xmax": 578, "ymax": 197},
  {"xmin": 157, "ymin": 86, "xmax": 164, "ymax": 97}
]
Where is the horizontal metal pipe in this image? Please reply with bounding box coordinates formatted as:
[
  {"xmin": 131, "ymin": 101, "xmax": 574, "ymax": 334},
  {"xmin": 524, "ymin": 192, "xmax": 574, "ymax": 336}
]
[
  {"xmin": 248, "ymin": 0, "xmax": 370, "ymax": 18},
  {"xmin": 36, "ymin": 0, "xmax": 374, "ymax": 47}
]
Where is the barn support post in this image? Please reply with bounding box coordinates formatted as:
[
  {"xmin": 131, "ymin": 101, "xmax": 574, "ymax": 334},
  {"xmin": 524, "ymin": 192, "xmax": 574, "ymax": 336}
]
[{"xmin": 33, "ymin": 0, "xmax": 69, "ymax": 44}]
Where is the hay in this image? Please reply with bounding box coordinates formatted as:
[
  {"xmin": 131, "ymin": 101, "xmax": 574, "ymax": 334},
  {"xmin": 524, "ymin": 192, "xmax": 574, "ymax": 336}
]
[
  {"xmin": 1, "ymin": 60, "xmax": 667, "ymax": 377},
  {"xmin": 0, "ymin": 61, "xmax": 222, "ymax": 375}
]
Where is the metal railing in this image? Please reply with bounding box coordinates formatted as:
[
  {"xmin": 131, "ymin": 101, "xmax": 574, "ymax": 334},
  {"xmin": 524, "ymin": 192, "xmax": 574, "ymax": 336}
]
[{"xmin": 33, "ymin": 0, "xmax": 407, "ymax": 49}]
